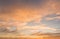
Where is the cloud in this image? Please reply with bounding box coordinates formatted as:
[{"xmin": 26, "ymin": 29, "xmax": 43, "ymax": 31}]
[
  {"xmin": 16, "ymin": 24, "xmax": 57, "ymax": 35},
  {"xmin": 41, "ymin": 13, "xmax": 60, "ymax": 30},
  {"xmin": 0, "ymin": 0, "xmax": 60, "ymax": 36},
  {"xmin": 43, "ymin": 13, "xmax": 60, "ymax": 21},
  {"xmin": 0, "ymin": 0, "xmax": 52, "ymax": 22},
  {"xmin": 0, "ymin": 0, "xmax": 60, "ymax": 23}
]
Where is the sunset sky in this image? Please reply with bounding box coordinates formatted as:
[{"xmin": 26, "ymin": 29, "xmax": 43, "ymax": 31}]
[{"xmin": 0, "ymin": 0, "xmax": 60, "ymax": 36}]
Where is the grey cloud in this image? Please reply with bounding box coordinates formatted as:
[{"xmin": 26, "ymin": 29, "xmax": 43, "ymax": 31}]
[
  {"xmin": 41, "ymin": 13, "xmax": 60, "ymax": 29},
  {"xmin": 45, "ymin": 13, "xmax": 60, "ymax": 18},
  {"xmin": 26, "ymin": 20, "xmax": 40, "ymax": 26},
  {"xmin": 0, "ymin": 0, "xmax": 48, "ymax": 14}
]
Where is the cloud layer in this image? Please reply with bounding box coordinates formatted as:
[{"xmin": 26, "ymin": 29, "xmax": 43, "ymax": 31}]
[{"xmin": 0, "ymin": 0, "xmax": 60, "ymax": 35}]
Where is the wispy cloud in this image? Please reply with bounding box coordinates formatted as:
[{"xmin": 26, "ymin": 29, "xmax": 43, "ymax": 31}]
[{"xmin": 17, "ymin": 24, "xmax": 57, "ymax": 35}]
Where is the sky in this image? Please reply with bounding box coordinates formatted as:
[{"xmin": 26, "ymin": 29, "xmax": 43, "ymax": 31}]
[{"xmin": 0, "ymin": 0, "xmax": 60, "ymax": 36}]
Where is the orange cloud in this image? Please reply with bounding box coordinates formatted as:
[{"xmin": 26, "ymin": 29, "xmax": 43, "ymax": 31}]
[
  {"xmin": 0, "ymin": 1, "xmax": 60, "ymax": 23},
  {"xmin": 0, "ymin": 0, "xmax": 60, "ymax": 36}
]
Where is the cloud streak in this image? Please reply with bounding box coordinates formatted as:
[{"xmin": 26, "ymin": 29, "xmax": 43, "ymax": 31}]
[{"xmin": 16, "ymin": 24, "xmax": 57, "ymax": 35}]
